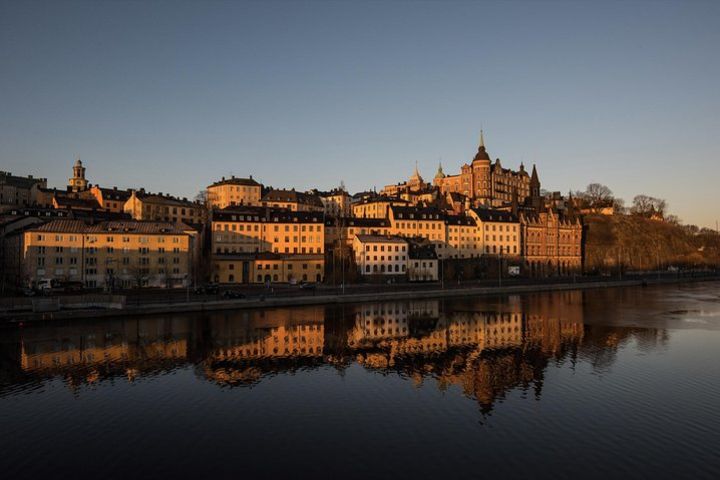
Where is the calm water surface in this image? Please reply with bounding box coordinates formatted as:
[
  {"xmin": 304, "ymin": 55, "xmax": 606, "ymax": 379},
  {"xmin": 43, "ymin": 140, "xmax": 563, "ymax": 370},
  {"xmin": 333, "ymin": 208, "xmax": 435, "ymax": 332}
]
[{"xmin": 1, "ymin": 282, "xmax": 720, "ymax": 479}]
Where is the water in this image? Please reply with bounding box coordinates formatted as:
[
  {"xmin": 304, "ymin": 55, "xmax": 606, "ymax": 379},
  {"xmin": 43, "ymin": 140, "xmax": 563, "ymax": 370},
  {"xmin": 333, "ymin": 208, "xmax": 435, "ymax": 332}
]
[{"xmin": 1, "ymin": 282, "xmax": 720, "ymax": 479}]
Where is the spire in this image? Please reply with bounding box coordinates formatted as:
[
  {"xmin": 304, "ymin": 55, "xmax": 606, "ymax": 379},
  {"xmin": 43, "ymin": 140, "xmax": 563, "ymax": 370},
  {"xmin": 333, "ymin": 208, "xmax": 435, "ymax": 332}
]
[
  {"xmin": 531, "ymin": 163, "xmax": 539, "ymax": 183},
  {"xmin": 472, "ymin": 129, "xmax": 490, "ymax": 163},
  {"xmin": 434, "ymin": 160, "xmax": 445, "ymax": 180},
  {"xmin": 414, "ymin": 160, "xmax": 419, "ymax": 176}
]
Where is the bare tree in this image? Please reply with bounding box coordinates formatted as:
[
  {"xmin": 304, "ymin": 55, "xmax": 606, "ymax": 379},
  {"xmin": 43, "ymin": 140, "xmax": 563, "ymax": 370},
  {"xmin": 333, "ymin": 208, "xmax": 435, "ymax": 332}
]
[
  {"xmin": 631, "ymin": 195, "xmax": 667, "ymax": 219},
  {"xmin": 584, "ymin": 183, "xmax": 615, "ymax": 212}
]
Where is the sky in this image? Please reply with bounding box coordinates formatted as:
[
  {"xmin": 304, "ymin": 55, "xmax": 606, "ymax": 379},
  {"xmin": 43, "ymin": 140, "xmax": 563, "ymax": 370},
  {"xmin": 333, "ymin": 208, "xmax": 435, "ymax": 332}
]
[{"xmin": 1, "ymin": 0, "xmax": 719, "ymax": 227}]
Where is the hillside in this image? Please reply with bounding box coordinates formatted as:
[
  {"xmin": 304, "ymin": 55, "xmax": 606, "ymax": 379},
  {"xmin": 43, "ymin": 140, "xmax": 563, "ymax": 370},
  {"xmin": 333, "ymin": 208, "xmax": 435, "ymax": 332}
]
[{"xmin": 583, "ymin": 214, "xmax": 720, "ymax": 273}]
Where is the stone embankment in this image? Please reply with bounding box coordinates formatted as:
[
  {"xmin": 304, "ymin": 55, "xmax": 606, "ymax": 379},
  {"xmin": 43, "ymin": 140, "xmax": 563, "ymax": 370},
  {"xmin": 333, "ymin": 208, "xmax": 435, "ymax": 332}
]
[{"xmin": 2, "ymin": 275, "xmax": 718, "ymax": 324}]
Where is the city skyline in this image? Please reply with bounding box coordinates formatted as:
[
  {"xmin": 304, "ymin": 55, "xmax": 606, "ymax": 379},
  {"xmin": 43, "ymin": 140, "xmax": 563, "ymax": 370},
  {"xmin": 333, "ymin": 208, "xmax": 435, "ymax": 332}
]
[{"xmin": 2, "ymin": 1, "xmax": 719, "ymax": 227}]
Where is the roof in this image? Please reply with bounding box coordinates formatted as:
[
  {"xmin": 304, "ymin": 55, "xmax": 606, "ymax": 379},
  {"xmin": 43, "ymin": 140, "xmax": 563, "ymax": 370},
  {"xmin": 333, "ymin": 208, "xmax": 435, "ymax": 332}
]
[
  {"xmin": 390, "ymin": 206, "xmax": 445, "ymax": 221},
  {"xmin": 472, "ymin": 145, "xmax": 491, "ymax": 163},
  {"xmin": 28, "ymin": 219, "xmax": 193, "ymax": 235},
  {"xmin": 354, "ymin": 195, "xmax": 409, "ymax": 206},
  {"xmin": 409, "ymin": 243, "xmax": 438, "ymax": 260},
  {"xmin": 213, "ymin": 206, "xmax": 324, "ymax": 223},
  {"xmin": 53, "ymin": 196, "xmax": 101, "ymax": 210},
  {"xmin": 208, "ymin": 176, "xmax": 261, "ymax": 188},
  {"xmin": 445, "ymin": 215, "xmax": 476, "ymax": 226},
  {"xmin": 213, "ymin": 252, "xmax": 325, "ymax": 261},
  {"xmin": 95, "ymin": 186, "xmax": 133, "ymax": 201},
  {"xmin": 134, "ymin": 191, "xmax": 199, "ymax": 208},
  {"xmin": 261, "ymin": 189, "xmax": 323, "ymax": 207},
  {"xmin": 344, "ymin": 217, "xmax": 391, "ymax": 228},
  {"xmin": 355, "ymin": 234, "xmax": 408, "ymax": 244},
  {"xmin": 471, "ymin": 208, "xmax": 518, "ymax": 223}
]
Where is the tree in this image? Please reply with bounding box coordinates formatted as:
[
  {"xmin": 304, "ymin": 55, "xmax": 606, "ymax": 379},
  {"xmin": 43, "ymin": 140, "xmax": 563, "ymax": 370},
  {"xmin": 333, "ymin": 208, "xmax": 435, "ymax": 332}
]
[
  {"xmin": 631, "ymin": 195, "xmax": 667, "ymax": 219},
  {"xmin": 584, "ymin": 183, "xmax": 615, "ymax": 213}
]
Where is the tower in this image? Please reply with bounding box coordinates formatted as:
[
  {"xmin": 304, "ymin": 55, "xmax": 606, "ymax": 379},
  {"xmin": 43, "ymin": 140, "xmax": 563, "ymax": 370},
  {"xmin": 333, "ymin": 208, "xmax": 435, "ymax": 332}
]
[
  {"xmin": 530, "ymin": 164, "xmax": 541, "ymax": 210},
  {"xmin": 471, "ymin": 129, "xmax": 492, "ymax": 204},
  {"xmin": 68, "ymin": 157, "xmax": 88, "ymax": 192}
]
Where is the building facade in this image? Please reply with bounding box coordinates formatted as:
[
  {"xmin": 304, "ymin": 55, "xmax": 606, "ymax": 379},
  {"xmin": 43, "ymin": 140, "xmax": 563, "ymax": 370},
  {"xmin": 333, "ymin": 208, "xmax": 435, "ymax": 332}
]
[
  {"xmin": 433, "ymin": 132, "xmax": 535, "ymax": 208},
  {"xmin": 211, "ymin": 207, "xmax": 325, "ymax": 284},
  {"xmin": 0, "ymin": 171, "xmax": 47, "ymax": 208},
  {"xmin": 353, "ymin": 234, "xmax": 408, "ymax": 276},
  {"xmin": 207, "ymin": 176, "xmax": 262, "ymax": 209},
  {"xmin": 520, "ymin": 210, "xmax": 583, "ymax": 276},
  {"xmin": 22, "ymin": 219, "xmax": 196, "ymax": 289},
  {"xmin": 124, "ymin": 190, "xmax": 205, "ymax": 225}
]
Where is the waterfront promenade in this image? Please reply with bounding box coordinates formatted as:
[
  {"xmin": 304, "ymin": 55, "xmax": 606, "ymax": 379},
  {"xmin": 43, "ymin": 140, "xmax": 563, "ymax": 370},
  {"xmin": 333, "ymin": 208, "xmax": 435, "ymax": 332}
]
[{"xmin": 2, "ymin": 272, "xmax": 718, "ymax": 323}]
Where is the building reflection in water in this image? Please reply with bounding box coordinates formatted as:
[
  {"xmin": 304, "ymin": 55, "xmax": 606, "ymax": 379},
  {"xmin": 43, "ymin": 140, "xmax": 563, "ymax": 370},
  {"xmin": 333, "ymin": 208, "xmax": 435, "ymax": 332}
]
[{"xmin": 0, "ymin": 290, "xmax": 668, "ymax": 412}]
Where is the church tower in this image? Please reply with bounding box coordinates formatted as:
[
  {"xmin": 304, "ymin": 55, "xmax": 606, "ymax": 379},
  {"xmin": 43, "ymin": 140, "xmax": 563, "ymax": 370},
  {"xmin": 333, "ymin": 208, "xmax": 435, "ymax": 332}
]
[
  {"xmin": 471, "ymin": 130, "xmax": 492, "ymax": 205},
  {"xmin": 530, "ymin": 163, "xmax": 541, "ymax": 210},
  {"xmin": 68, "ymin": 157, "xmax": 88, "ymax": 192}
]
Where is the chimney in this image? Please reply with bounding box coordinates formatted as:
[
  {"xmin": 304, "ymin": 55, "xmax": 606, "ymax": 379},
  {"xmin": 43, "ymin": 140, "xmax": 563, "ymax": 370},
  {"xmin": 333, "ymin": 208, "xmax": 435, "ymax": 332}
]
[
  {"xmin": 28, "ymin": 174, "xmax": 33, "ymax": 179},
  {"xmin": 221, "ymin": 176, "xmax": 225, "ymax": 181}
]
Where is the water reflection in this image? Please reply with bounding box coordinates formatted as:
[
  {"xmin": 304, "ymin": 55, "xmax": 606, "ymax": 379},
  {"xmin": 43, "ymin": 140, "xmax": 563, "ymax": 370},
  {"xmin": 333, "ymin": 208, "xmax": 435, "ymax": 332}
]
[{"xmin": 0, "ymin": 289, "xmax": 671, "ymax": 413}]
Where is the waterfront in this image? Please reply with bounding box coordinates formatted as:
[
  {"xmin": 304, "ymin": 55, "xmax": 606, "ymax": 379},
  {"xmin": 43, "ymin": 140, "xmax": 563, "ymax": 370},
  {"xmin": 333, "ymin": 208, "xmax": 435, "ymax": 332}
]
[{"xmin": 1, "ymin": 282, "xmax": 720, "ymax": 479}]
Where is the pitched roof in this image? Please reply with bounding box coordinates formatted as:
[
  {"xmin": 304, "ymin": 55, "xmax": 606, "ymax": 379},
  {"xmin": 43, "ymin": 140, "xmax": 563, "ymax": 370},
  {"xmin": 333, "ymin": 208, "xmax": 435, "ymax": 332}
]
[
  {"xmin": 471, "ymin": 208, "xmax": 518, "ymax": 223},
  {"xmin": 28, "ymin": 219, "xmax": 192, "ymax": 235},
  {"xmin": 390, "ymin": 205, "xmax": 445, "ymax": 221},
  {"xmin": 213, "ymin": 207, "xmax": 324, "ymax": 223},
  {"xmin": 208, "ymin": 176, "xmax": 261, "ymax": 188},
  {"xmin": 261, "ymin": 189, "xmax": 323, "ymax": 207},
  {"xmin": 355, "ymin": 234, "xmax": 408, "ymax": 244},
  {"xmin": 53, "ymin": 196, "xmax": 101, "ymax": 210}
]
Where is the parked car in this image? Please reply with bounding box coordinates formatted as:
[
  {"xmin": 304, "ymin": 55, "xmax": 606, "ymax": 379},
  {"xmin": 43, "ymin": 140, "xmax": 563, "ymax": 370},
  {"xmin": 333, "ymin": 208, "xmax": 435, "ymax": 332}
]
[
  {"xmin": 20, "ymin": 287, "xmax": 37, "ymax": 297},
  {"xmin": 222, "ymin": 290, "xmax": 245, "ymax": 299}
]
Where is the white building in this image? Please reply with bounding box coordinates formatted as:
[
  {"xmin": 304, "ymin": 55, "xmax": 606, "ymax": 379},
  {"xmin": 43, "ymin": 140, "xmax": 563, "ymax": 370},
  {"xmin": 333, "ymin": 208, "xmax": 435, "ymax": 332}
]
[{"xmin": 353, "ymin": 234, "xmax": 408, "ymax": 276}]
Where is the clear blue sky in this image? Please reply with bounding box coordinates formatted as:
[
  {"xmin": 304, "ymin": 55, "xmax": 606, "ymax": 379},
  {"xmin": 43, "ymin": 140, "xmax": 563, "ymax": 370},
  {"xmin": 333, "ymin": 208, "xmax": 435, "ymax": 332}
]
[{"xmin": 1, "ymin": 0, "xmax": 718, "ymax": 227}]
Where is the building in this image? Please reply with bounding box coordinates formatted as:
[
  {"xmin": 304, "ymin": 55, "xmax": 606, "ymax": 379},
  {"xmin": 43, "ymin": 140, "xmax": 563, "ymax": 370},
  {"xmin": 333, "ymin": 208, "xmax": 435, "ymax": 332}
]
[
  {"xmin": 22, "ymin": 219, "xmax": 196, "ymax": 289},
  {"xmin": 260, "ymin": 189, "xmax": 324, "ymax": 212},
  {"xmin": 207, "ymin": 176, "xmax": 262, "ymax": 209},
  {"xmin": 433, "ymin": 132, "xmax": 535, "ymax": 208},
  {"xmin": 213, "ymin": 252, "xmax": 324, "ymax": 284},
  {"xmin": 124, "ymin": 190, "xmax": 205, "ymax": 225},
  {"xmin": 0, "ymin": 171, "xmax": 47, "ymax": 208},
  {"xmin": 211, "ymin": 207, "xmax": 325, "ymax": 284},
  {"xmin": 352, "ymin": 196, "xmax": 410, "ymax": 219},
  {"xmin": 469, "ymin": 208, "xmax": 521, "ymax": 256},
  {"xmin": 381, "ymin": 163, "xmax": 431, "ymax": 197},
  {"xmin": 353, "ymin": 234, "xmax": 408, "ymax": 276},
  {"xmin": 520, "ymin": 210, "xmax": 583, "ymax": 276},
  {"xmin": 316, "ymin": 189, "xmax": 351, "ymax": 218},
  {"xmin": 407, "ymin": 243, "xmax": 439, "ymax": 282},
  {"xmin": 87, "ymin": 186, "xmax": 133, "ymax": 213}
]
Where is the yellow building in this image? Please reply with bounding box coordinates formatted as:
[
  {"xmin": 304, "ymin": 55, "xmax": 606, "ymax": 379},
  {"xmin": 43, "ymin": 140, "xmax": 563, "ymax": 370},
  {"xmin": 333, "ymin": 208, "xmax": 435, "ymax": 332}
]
[
  {"xmin": 22, "ymin": 219, "xmax": 196, "ymax": 289},
  {"xmin": 352, "ymin": 196, "xmax": 410, "ymax": 219},
  {"xmin": 87, "ymin": 186, "xmax": 133, "ymax": 213},
  {"xmin": 211, "ymin": 207, "xmax": 325, "ymax": 284},
  {"xmin": 316, "ymin": 189, "xmax": 351, "ymax": 217},
  {"xmin": 124, "ymin": 190, "xmax": 205, "ymax": 225},
  {"xmin": 207, "ymin": 175, "xmax": 262, "ymax": 209},
  {"xmin": 469, "ymin": 208, "xmax": 521, "ymax": 256}
]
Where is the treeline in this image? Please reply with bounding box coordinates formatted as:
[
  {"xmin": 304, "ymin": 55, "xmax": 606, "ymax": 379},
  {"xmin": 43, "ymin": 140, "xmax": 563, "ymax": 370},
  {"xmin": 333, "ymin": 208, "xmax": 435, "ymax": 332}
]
[{"xmin": 583, "ymin": 214, "xmax": 720, "ymax": 272}]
